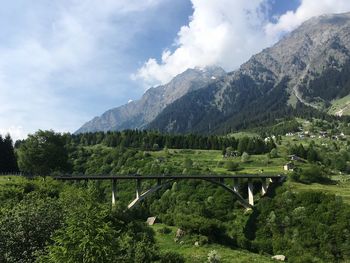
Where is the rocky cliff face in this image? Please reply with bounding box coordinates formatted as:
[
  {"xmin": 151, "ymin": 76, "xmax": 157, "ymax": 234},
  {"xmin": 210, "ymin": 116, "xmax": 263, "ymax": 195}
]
[
  {"xmin": 148, "ymin": 12, "xmax": 350, "ymax": 133},
  {"xmin": 75, "ymin": 66, "xmax": 226, "ymax": 133}
]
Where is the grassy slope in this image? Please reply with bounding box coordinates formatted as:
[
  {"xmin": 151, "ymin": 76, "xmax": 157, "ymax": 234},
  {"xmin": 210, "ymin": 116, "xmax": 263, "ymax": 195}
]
[
  {"xmin": 328, "ymin": 94, "xmax": 350, "ymax": 116},
  {"xmin": 152, "ymin": 224, "xmax": 273, "ymax": 263},
  {"xmin": 3, "ymin": 135, "xmax": 350, "ymax": 261},
  {"xmin": 287, "ymin": 176, "xmax": 350, "ymax": 205},
  {"xmin": 151, "ymin": 149, "xmax": 285, "ymax": 175}
]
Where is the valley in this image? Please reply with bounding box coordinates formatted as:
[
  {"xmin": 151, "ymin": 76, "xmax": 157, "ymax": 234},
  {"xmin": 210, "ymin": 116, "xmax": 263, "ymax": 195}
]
[
  {"xmin": 1, "ymin": 116, "xmax": 350, "ymax": 262},
  {"xmin": 2, "ymin": 9, "xmax": 350, "ymax": 263}
]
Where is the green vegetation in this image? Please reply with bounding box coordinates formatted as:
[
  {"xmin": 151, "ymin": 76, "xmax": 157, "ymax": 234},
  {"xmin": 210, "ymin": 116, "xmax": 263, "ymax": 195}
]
[
  {"xmin": 1, "ymin": 118, "xmax": 350, "ymax": 262},
  {"xmin": 152, "ymin": 224, "xmax": 273, "ymax": 263},
  {"xmin": 329, "ymin": 94, "xmax": 350, "ymax": 116},
  {"xmin": 17, "ymin": 130, "xmax": 69, "ymax": 175},
  {"xmin": 0, "ymin": 134, "xmax": 18, "ymax": 174}
]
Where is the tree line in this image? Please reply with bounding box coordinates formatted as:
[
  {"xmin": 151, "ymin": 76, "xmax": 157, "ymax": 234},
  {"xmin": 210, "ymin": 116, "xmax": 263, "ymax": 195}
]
[
  {"xmin": 0, "ymin": 134, "xmax": 18, "ymax": 173},
  {"xmin": 67, "ymin": 130, "xmax": 275, "ymax": 153},
  {"xmin": 14, "ymin": 130, "xmax": 275, "ymax": 175}
]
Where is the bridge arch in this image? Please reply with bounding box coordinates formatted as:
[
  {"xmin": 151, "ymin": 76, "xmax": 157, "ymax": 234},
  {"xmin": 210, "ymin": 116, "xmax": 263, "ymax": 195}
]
[
  {"xmin": 53, "ymin": 174, "xmax": 284, "ymax": 210},
  {"xmin": 127, "ymin": 177, "xmax": 252, "ymax": 209}
]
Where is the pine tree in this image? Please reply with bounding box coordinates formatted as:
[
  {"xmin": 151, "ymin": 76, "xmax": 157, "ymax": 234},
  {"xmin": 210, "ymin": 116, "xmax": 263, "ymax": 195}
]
[{"xmin": 0, "ymin": 134, "xmax": 18, "ymax": 173}]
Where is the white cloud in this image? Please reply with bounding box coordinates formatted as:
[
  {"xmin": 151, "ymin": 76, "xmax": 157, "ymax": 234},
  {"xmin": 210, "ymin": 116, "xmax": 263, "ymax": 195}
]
[
  {"xmin": 266, "ymin": 0, "xmax": 350, "ymax": 39},
  {"xmin": 134, "ymin": 0, "xmax": 270, "ymax": 87},
  {"xmin": 0, "ymin": 0, "xmax": 161, "ymax": 140},
  {"xmin": 135, "ymin": 0, "xmax": 350, "ymax": 87},
  {"xmin": 0, "ymin": 126, "xmax": 26, "ymax": 142}
]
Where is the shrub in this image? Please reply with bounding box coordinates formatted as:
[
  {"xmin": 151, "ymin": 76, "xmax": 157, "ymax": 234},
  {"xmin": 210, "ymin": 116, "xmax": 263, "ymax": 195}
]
[
  {"xmin": 157, "ymin": 226, "xmax": 172, "ymax": 234},
  {"xmin": 270, "ymin": 148, "xmax": 278, "ymax": 158},
  {"xmin": 225, "ymin": 161, "xmax": 240, "ymax": 171},
  {"xmin": 207, "ymin": 250, "xmax": 221, "ymax": 263},
  {"xmin": 292, "ymin": 165, "xmax": 328, "ymax": 183},
  {"xmin": 241, "ymin": 152, "xmax": 250, "ymax": 163},
  {"xmin": 183, "ymin": 158, "xmax": 193, "ymax": 169},
  {"xmin": 159, "ymin": 251, "xmax": 185, "ymax": 263}
]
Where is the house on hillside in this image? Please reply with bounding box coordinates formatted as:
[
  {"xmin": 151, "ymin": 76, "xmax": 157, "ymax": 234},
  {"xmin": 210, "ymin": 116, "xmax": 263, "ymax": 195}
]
[
  {"xmin": 319, "ymin": 131, "xmax": 328, "ymax": 138},
  {"xmin": 284, "ymin": 162, "xmax": 294, "ymax": 171}
]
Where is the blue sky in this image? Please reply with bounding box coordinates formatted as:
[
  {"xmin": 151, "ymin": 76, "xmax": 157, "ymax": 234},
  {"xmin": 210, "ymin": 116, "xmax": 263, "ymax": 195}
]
[{"xmin": 1, "ymin": 0, "xmax": 349, "ymax": 140}]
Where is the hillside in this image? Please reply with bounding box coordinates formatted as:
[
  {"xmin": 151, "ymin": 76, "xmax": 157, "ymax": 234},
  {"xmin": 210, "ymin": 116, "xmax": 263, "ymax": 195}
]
[
  {"xmin": 75, "ymin": 66, "xmax": 226, "ymax": 133},
  {"xmin": 148, "ymin": 12, "xmax": 350, "ymax": 133}
]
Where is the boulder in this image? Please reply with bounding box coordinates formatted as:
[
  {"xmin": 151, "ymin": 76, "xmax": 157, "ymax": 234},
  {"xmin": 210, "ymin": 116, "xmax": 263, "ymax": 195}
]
[
  {"xmin": 271, "ymin": 255, "xmax": 286, "ymax": 261},
  {"xmin": 176, "ymin": 228, "xmax": 185, "ymax": 238},
  {"xmin": 146, "ymin": 216, "xmax": 157, "ymax": 226}
]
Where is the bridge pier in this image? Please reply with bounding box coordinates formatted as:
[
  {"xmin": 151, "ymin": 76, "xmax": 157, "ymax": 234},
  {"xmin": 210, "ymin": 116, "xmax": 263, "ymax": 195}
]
[
  {"xmin": 233, "ymin": 178, "xmax": 240, "ymax": 192},
  {"xmin": 248, "ymin": 179, "xmax": 254, "ymax": 206},
  {"xmin": 136, "ymin": 179, "xmax": 141, "ymax": 199},
  {"xmin": 261, "ymin": 178, "xmax": 267, "ymax": 196},
  {"xmin": 53, "ymin": 174, "xmax": 284, "ymax": 209},
  {"xmin": 112, "ymin": 179, "xmax": 117, "ymax": 206}
]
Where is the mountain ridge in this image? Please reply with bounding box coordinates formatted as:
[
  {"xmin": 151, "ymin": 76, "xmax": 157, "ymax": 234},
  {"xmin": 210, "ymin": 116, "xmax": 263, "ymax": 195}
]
[
  {"xmin": 75, "ymin": 66, "xmax": 226, "ymax": 134},
  {"xmin": 147, "ymin": 12, "xmax": 350, "ymax": 133}
]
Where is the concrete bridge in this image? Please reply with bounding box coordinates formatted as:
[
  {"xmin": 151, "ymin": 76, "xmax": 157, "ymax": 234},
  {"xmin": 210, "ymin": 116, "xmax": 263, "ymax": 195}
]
[{"xmin": 54, "ymin": 174, "xmax": 285, "ymax": 209}]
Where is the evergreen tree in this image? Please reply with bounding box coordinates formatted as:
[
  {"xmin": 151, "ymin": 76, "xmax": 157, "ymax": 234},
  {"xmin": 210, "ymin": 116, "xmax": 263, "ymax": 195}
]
[{"xmin": 0, "ymin": 134, "xmax": 18, "ymax": 173}]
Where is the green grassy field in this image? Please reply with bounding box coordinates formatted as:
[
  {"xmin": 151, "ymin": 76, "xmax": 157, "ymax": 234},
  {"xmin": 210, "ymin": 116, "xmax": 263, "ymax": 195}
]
[
  {"xmin": 151, "ymin": 149, "xmax": 286, "ymax": 175},
  {"xmin": 152, "ymin": 224, "xmax": 273, "ymax": 263},
  {"xmin": 287, "ymin": 175, "xmax": 350, "ymax": 204},
  {"xmin": 328, "ymin": 94, "xmax": 350, "ymax": 116}
]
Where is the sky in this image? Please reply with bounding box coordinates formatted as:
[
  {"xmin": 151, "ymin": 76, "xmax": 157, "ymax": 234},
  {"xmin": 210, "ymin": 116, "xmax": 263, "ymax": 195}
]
[{"xmin": 1, "ymin": 0, "xmax": 350, "ymax": 141}]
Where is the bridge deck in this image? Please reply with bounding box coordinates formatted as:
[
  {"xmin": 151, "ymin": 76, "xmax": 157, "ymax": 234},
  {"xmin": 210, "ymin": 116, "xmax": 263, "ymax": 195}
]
[{"xmin": 53, "ymin": 174, "xmax": 283, "ymax": 180}]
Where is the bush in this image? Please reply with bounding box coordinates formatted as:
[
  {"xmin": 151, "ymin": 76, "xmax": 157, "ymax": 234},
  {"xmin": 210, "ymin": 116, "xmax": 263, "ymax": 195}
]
[
  {"xmin": 225, "ymin": 161, "xmax": 240, "ymax": 171},
  {"xmin": 207, "ymin": 250, "xmax": 221, "ymax": 263},
  {"xmin": 157, "ymin": 226, "xmax": 172, "ymax": 234},
  {"xmin": 183, "ymin": 158, "xmax": 193, "ymax": 169},
  {"xmin": 159, "ymin": 251, "xmax": 185, "ymax": 263},
  {"xmin": 292, "ymin": 165, "xmax": 328, "ymax": 183},
  {"xmin": 270, "ymin": 148, "xmax": 278, "ymax": 158},
  {"xmin": 241, "ymin": 152, "xmax": 250, "ymax": 163}
]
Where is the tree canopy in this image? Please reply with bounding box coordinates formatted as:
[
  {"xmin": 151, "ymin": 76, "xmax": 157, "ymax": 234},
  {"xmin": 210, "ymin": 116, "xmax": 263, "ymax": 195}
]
[{"xmin": 17, "ymin": 130, "xmax": 69, "ymax": 175}]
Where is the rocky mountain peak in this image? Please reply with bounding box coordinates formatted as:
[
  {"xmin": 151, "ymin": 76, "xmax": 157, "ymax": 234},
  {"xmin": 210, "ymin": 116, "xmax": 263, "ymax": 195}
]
[
  {"xmin": 148, "ymin": 12, "xmax": 350, "ymax": 134},
  {"xmin": 75, "ymin": 66, "xmax": 226, "ymax": 133}
]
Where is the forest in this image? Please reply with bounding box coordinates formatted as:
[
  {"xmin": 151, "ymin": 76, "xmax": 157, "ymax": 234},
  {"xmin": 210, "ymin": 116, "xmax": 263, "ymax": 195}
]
[{"xmin": 1, "ymin": 119, "xmax": 350, "ymax": 262}]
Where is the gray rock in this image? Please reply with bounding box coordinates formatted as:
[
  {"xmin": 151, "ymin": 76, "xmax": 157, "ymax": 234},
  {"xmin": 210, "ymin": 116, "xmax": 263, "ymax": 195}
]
[
  {"xmin": 146, "ymin": 216, "xmax": 157, "ymax": 226},
  {"xmin": 271, "ymin": 255, "xmax": 286, "ymax": 261},
  {"xmin": 175, "ymin": 228, "xmax": 185, "ymax": 238}
]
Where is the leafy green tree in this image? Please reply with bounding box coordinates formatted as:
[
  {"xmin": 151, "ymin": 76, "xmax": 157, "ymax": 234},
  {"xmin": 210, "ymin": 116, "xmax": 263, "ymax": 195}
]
[
  {"xmin": 307, "ymin": 146, "xmax": 319, "ymax": 163},
  {"xmin": 42, "ymin": 202, "xmax": 122, "ymax": 263},
  {"xmin": 17, "ymin": 130, "xmax": 69, "ymax": 175},
  {"xmin": 270, "ymin": 148, "xmax": 278, "ymax": 158},
  {"xmin": 237, "ymin": 137, "xmax": 249, "ymax": 154},
  {"xmin": 241, "ymin": 152, "xmax": 250, "ymax": 163},
  {"xmin": 0, "ymin": 194, "xmax": 63, "ymax": 263}
]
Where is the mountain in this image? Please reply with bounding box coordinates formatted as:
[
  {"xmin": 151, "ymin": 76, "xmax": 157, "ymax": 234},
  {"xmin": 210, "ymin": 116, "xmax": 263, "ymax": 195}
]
[
  {"xmin": 148, "ymin": 12, "xmax": 350, "ymax": 134},
  {"xmin": 75, "ymin": 66, "xmax": 226, "ymax": 133}
]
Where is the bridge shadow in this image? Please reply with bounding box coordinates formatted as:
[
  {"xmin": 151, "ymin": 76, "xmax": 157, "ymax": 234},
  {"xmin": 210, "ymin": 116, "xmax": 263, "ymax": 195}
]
[{"xmin": 243, "ymin": 178, "xmax": 284, "ymax": 243}]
